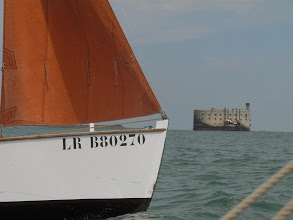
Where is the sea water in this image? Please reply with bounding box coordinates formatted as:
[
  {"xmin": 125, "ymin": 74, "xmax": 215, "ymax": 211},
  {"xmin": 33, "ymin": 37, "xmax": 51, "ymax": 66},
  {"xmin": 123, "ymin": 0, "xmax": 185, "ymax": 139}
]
[
  {"xmin": 112, "ymin": 130, "xmax": 293, "ymax": 220},
  {"xmin": 3, "ymin": 128, "xmax": 293, "ymax": 219}
]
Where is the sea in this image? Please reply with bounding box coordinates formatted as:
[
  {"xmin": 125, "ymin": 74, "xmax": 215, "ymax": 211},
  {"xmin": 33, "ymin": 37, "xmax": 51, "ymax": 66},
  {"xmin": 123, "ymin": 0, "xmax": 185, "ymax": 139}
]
[
  {"xmin": 113, "ymin": 130, "xmax": 293, "ymax": 220},
  {"xmin": 3, "ymin": 127, "xmax": 293, "ymax": 220}
]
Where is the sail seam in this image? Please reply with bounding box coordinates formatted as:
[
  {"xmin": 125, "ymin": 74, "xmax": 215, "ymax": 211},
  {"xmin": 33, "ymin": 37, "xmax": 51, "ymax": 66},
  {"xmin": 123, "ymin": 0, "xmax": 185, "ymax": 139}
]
[
  {"xmin": 87, "ymin": 58, "xmax": 90, "ymax": 85},
  {"xmin": 44, "ymin": 0, "xmax": 49, "ymax": 64},
  {"xmin": 74, "ymin": 0, "xmax": 91, "ymax": 86},
  {"xmin": 115, "ymin": 57, "xmax": 118, "ymax": 87},
  {"xmin": 44, "ymin": 61, "xmax": 49, "ymax": 88},
  {"xmin": 42, "ymin": 0, "xmax": 49, "ymax": 124}
]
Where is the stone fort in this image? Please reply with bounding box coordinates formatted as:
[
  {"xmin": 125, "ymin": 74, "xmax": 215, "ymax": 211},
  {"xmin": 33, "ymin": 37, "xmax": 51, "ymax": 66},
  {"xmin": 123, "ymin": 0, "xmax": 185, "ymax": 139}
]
[{"xmin": 193, "ymin": 103, "xmax": 251, "ymax": 131}]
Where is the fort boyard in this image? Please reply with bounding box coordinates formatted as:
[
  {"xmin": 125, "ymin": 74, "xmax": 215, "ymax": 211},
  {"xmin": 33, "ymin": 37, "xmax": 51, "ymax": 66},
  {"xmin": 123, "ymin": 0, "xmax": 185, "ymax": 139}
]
[{"xmin": 193, "ymin": 103, "xmax": 251, "ymax": 131}]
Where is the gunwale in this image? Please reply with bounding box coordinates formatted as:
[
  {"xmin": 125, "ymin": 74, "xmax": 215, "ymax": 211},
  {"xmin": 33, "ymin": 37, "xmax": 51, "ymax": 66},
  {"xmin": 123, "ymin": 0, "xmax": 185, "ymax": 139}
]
[{"xmin": 0, "ymin": 128, "xmax": 166, "ymax": 142}]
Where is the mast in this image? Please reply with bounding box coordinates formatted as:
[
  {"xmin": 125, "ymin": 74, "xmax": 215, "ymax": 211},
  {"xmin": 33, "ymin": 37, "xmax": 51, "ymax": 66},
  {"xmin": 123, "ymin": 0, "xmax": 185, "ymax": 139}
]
[
  {"xmin": 0, "ymin": 0, "xmax": 4, "ymax": 137},
  {"xmin": 0, "ymin": 0, "xmax": 3, "ymax": 108}
]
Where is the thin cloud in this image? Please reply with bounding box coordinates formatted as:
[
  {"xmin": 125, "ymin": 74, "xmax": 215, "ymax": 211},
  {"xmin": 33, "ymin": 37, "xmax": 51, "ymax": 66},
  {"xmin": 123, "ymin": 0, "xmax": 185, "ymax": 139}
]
[
  {"xmin": 116, "ymin": 0, "xmax": 264, "ymax": 14},
  {"xmin": 203, "ymin": 56, "xmax": 243, "ymax": 72},
  {"xmin": 136, "ymin": 25, "xmax": 216, "ymax": 44},
  {"xmin": 110, "ymin": 0, "xmax": 291, "ymax": 44}
]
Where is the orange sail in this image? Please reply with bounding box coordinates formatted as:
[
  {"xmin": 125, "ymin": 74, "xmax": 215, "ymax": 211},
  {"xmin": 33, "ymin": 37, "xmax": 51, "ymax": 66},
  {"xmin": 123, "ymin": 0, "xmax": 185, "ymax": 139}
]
[{"xmin": 0, "ymin": 0, "xmax": 161, "ymax": 126}]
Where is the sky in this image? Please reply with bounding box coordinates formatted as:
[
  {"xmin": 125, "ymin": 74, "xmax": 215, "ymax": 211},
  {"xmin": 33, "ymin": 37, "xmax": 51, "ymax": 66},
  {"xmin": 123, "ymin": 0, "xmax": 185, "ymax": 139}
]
[
  {"xmin": 0, "ymin": 1, "xmax": 292, "ymax": 132},
  {"xmin": 109, "ymin": 0, "xmax": 293, "ymax": 132}
]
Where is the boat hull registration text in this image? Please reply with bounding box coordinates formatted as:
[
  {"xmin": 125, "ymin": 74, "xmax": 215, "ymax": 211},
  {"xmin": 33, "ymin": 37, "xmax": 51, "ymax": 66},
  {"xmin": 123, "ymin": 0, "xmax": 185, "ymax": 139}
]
[{"xmin": 62, "ymin": 134, "xmax": 146, "ymax": 150}]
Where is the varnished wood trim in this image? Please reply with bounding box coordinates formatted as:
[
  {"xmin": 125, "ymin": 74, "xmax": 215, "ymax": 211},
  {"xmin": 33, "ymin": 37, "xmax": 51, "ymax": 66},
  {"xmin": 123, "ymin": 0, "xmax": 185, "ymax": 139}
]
[{"xmin": 0, "ymin": 128, "xmax": 166, "ymax": 142}]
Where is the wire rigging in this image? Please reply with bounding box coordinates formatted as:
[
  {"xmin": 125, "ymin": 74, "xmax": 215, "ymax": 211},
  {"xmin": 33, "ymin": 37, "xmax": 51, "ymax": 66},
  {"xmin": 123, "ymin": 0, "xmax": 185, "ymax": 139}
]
[{"xmin": 117, "ymin": 0, "xmax": 166, "ymax": 115}]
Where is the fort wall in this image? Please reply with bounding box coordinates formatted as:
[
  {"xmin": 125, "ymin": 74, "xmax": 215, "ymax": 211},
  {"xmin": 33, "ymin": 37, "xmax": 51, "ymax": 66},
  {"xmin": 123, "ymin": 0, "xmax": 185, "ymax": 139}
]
[{"xmin": 193, "ymin": 104, "xmax": 251, "ymax": 131}]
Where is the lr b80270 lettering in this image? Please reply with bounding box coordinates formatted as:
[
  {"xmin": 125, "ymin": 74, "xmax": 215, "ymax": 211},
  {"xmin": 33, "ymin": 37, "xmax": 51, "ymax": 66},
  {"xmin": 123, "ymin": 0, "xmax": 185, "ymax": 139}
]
[
  {"xmin": 90, "ymin": 134, "xmax": 146, "ymax": 148},
  {"xmin": 62, "ymin": 134, "xmax": 146, "ymax": 150}
]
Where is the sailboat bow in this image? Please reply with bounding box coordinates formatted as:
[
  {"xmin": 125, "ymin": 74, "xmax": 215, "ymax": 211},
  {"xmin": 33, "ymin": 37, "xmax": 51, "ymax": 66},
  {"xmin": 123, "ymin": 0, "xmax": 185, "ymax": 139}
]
[{"xmin": 0, "ymin": 0, "xmax": 168, "ymax": 219}]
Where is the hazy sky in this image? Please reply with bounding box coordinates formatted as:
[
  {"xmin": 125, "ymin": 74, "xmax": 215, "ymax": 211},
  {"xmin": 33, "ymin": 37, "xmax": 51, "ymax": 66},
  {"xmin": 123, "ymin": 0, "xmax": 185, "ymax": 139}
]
[
  {"xmin": 109, "ymin": 0, "xmax": 293, "ymax": 131},
  {"xmin": 0, "ymin": 1, "xmax": 292, "ymax": 132}
]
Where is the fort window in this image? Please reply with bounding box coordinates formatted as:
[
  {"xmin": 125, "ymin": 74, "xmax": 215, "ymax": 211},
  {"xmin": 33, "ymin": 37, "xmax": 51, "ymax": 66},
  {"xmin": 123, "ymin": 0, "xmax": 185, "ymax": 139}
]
[
  {"xmin": 214, "ymin": 114, "xmax": 217, "ymax": 116},
  {"xmin": 220, "ymin": 118, "xmax": 222, "ymax": 120},
  {"xmin": 214, "ymin": 118, "xmax": 217, "ymax": 120}
]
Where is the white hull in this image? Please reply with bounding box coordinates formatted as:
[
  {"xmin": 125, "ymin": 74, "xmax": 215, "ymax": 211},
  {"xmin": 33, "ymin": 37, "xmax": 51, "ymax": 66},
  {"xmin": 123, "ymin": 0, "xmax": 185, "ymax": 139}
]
[{"xmin": 0, "ymin": 120, "xmax": 168, "ymax": 218}]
